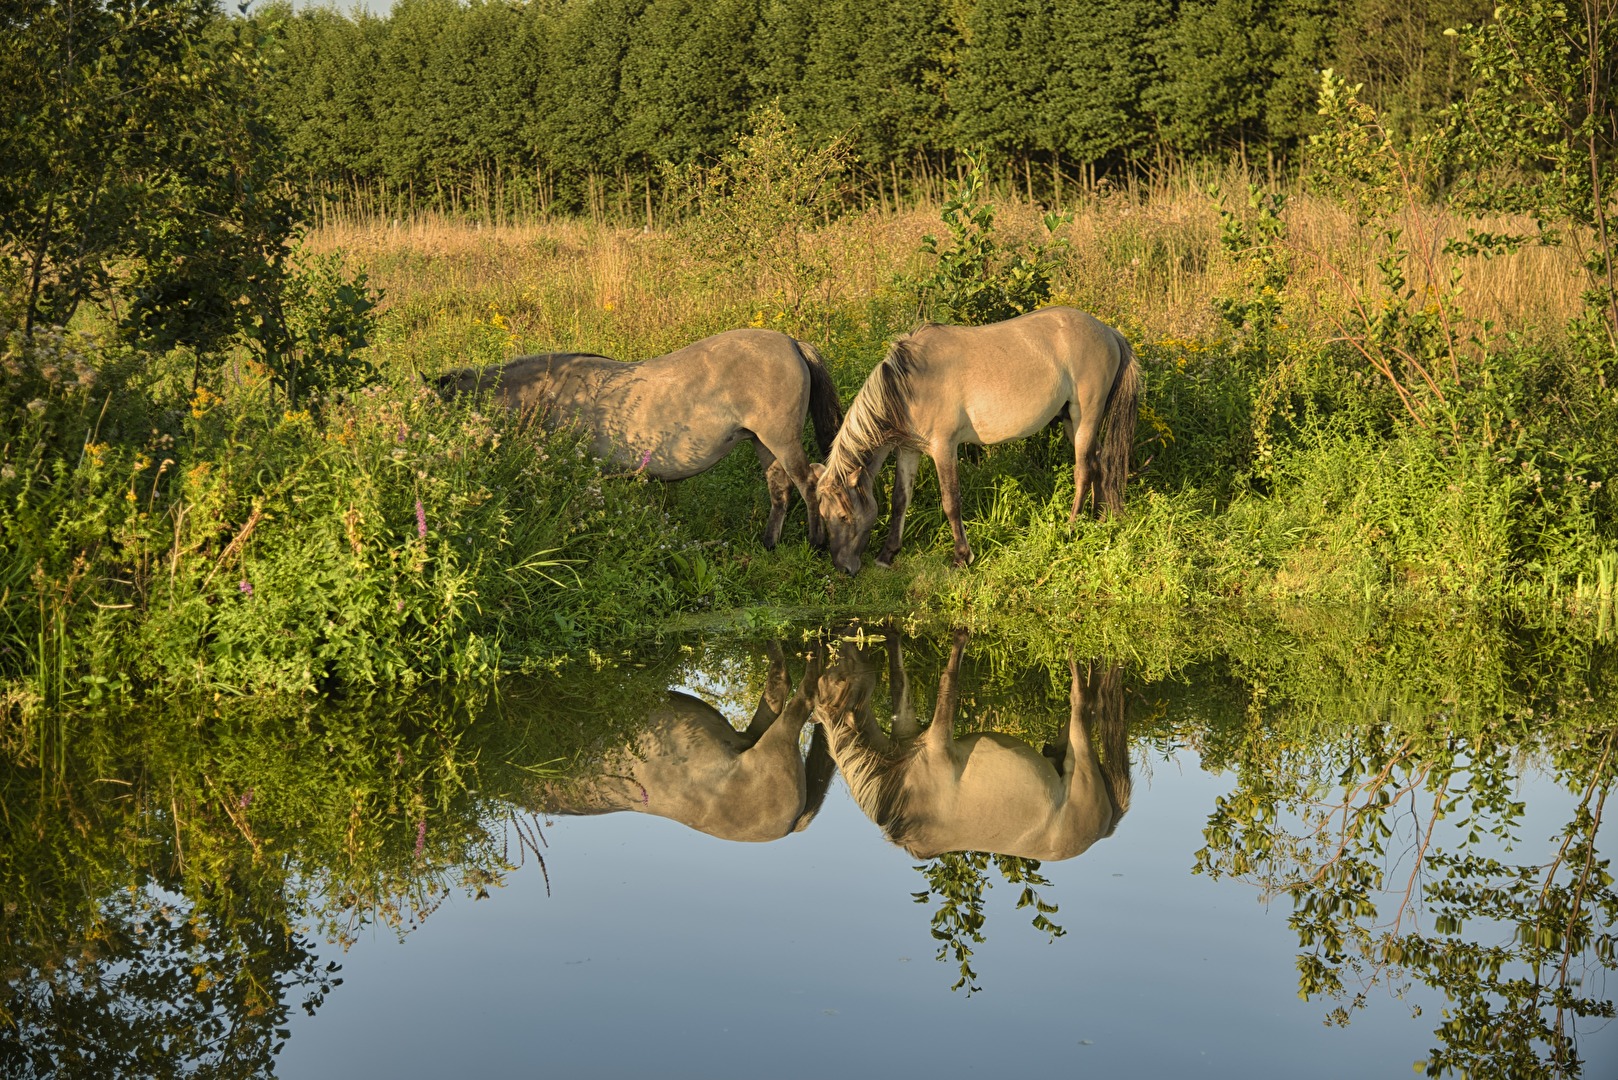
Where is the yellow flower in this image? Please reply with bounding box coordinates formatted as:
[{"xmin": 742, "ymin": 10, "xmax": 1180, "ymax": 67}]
[{"xmin": 190, "ymin": 386, "xmax": 222, "ymax": 419}]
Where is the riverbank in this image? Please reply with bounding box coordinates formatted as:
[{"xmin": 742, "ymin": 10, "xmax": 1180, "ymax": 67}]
[{"xmin": 3, "ymin": 181, "xmax": 1615, "ymax": 713}]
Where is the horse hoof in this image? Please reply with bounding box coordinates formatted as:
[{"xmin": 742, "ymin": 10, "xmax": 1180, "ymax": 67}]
[{"xmin": 874, "ymin": 553, "xmax": 896, "ymax": 569}]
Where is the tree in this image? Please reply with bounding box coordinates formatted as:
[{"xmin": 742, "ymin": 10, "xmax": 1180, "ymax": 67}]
[
  {"xmin": 0, "ymin": 0, "xmax": 296, "ymax": 350},
  {"xmin": 619, "ymin": 0, "xmax": 761, "ymax": 170},
  {"xmin": 1148, "ymin": 0, "xmax": 1340, "ymax": 157}
]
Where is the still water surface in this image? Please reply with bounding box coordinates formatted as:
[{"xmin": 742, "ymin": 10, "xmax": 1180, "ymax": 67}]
[{"xmin": 5, "ymin": 627, "xmax": 1616, "ymax": 1077}]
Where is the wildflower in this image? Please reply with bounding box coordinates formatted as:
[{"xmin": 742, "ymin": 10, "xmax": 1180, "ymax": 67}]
[
  {"xmin": 636, "ymin": 449, "xmax": 653, "ymax": 472},
  {"xmin": 239, "ymin": 580, "xmax": 253, "ymax": 595},
  {"xmin": 415, "ymin": 500, "xmax": 427, "ymax": 538},
  {"xmin": 191, "ymin": 386, "xmax": 221, "ymax": 419},
  {"xmin": 238, "ymin": 788, "xmax": 253, "ymax": 810},
  {"xmin": 26, "ymin": 399, "xmax": 45, "ymax": 414},
  {"xmin": 414, "ymin": 820, "xmax": 427, "ymax": 858}
]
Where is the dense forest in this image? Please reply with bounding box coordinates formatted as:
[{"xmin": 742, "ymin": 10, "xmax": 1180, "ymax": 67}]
[{"xmin": 260, "ymin": 0, "xmax": 1492, "ymax": 216}]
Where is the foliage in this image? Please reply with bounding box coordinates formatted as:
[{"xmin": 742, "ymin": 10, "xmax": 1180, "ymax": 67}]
[
  {"xmin": 911, "ymin": 850, "xmax": 1065, "ymax": 992},
  {"xmin": 911, "ymin": 152, "xmax": 1070, "ymax": 325},
  {"xmin": 250, "ymin": 0, "xmax": 1485, "ymax": 217},
  {"xmin": 1445, "ymin": 0, "xmax": 1618, "ymax": 383},
  {"xmin": 1196, "ymin": 713, "xmax": 1618, "ymax": 1078},
  {"xmin": 0, "ymin": 350, "xmax": 710, "ymax": 704},
  {"xmin": 0, "ymin": 0, "xmax": 299, "ymax": 354},
  {"xmin": 244, "ymin": 241, "xmax": 382, "ymax": 407},
  {"xmin": 665, "ymin": 103, "xmax": 851, "ymax": 321}
]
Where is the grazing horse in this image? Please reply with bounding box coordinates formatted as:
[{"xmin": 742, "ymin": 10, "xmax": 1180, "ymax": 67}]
[
  {"xmin": 527, "ymin": 644, "xmax": 835, "ymax": 843},
  {"xmin": 438, "ymin": 329, "xmax": 842, "ymax": 549},
  {"xmin": 811, "ymin": 631, "xmax": 1131, "ymax": 861},
  {"xmin": 810, "ymin": 306, "xmax": 1140, "ymax": 574}
]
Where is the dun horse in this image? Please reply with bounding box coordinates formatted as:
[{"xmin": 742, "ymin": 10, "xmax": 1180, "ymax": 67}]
[
  {"xmin": 811, "ymin": 307, "xmax": 1140, "ymax": 574},
  {"xmin": 811, "ymin": 631, "xmax": 1131, "ymax": 861},
  {"xmin": 527, "ymin": 644, "xmax": 835, "ymax": 842},
  {"xmin": 438, "ymin": 329, "xmax": 843, "ymax": 549}
]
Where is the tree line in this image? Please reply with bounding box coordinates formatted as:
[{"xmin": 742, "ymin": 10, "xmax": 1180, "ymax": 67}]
[{"xmin": 257, "ymin": 0, "xmax": 1492, "ymax": 218}]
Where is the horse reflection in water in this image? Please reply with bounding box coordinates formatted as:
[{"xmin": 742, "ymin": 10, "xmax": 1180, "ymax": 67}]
[
  {"xmin": 529, "ymin": 644, "xmax": 835, "ymax": 842},
  {"xmin": 813, "ymin": 631, "xmax": 1131, "ymax": 860}
]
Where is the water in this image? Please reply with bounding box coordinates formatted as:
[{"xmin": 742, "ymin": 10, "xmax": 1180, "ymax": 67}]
[{"xmin": 4, "ymin": 625, "xmax": 1617, "ymax": 1078}]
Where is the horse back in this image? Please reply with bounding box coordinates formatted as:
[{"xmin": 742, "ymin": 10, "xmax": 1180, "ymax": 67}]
[{"xmin": 901, "ymin": 308, "xmax": 1124, "ymax": 445}]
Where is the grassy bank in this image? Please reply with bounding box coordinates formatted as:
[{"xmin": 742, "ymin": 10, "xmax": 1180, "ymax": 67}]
[{"xmin": 3, "ymin": 165, "xmax": 1617, "ymax": 711}]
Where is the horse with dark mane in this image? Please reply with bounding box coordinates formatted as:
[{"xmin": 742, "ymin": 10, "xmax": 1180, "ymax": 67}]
[
  {"xmin": 527, "ymin": 643, "xmax": 836, "ymax": 842},
  {"xmin": 810, "ymin": 306, "xmax": 1140, "ymax": 574},
  {"xmin": 811, "ymin": 631, "xmax": 1131, "ymax": 862},
  {"xmin": 438, "ymin": 329, "xmax": 843, "ymax": 549}
]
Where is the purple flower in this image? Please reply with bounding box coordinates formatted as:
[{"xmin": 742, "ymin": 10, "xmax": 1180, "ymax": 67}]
[
  {"xmin": 636, "ymin": 449, "xmax": 653, "ymax": 472},
  {"xmin": 238, "ymin": 788, "xmax": 253, "ymax": 810},
  {"xmin": 414, "ymin": 819, "xmax": 427, "ymax": 858},
  {"xmin": 238, "ymin": 580, "xmax": 253, "ymax": 595},
  {"xmin": 415, "ymin": 499, "xmax": 427, "ymax": 538}
]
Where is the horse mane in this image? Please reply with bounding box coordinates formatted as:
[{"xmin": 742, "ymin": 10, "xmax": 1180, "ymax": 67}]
[
  {"xmin": 823, "ymin": 336, "xmax": 922, "ymax": 488},
  {"xmin": 820, "ymin": 715, "xmax": 927, "ymax": 852}
]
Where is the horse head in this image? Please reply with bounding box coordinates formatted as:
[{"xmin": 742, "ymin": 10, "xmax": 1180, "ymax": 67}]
[{"xmin": 810, "ymin": 462, "xmax": 879, "ymax": 575}]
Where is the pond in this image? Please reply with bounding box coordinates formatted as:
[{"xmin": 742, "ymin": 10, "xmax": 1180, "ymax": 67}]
[{"xmin": 3, "ymin": 621, "xmax": 1616, "ymax": 1078}]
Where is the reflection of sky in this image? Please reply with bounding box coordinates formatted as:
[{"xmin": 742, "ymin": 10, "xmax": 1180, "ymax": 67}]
[{"xmin": 274, "ymin": 743, "xmax": 1618, "ymax": 1078}]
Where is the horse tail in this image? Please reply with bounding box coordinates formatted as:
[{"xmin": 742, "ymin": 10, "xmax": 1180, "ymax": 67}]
[
  {"xmin": 1093, "ymin": 664, "xmax": 1132, "ymax": 836},
  {"xmin": 795, "ymin": 339, "xmax": 844, "ymax": 456},
  {"xmin": 1097, "ymin": 334, "xmax": 1142, "ymax": 517},
  {"xmin": 791, "ymin": 724, "xmax": 838, "ymax": 833}
]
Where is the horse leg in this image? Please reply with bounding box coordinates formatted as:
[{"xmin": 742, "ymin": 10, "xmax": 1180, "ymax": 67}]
[
  {"xmin": 757, "ymin": 434, "xmax": 822, "ymax": 548},
  {"xmin": 926, "ymin": 629, "xmax": 969, "ymax": 744},
  {"xmin": 875, "ymin": 446, "xmax": 921, "ymax": 568},
  {"xmin": 744, "ymin": 641, "xmax": 791, "ymax": 739},
  {"xmin": 1066, "ymin": 405, "xmax": 1105, "ymax": 522},
  {"xmin": 753, "ymin": 441, "xmax": 793, "ymax": 550},
  {"xmin": 886, "ymin": 636, "xmax": 919, "ymax": 738},
  {"xmin": 933, "ymin": 444, "xmax": 973, "ymax": 566}
]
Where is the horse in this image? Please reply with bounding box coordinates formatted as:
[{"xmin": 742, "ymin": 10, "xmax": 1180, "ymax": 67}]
[
  {"xmin": 808, "ymin": 306, "xmax": 1140, "ymax": 574},
  {"xmin": 437, "ymin": 329, "xmax": 843, "ymax": 550},
  {"xmin": 526, "ymin": 643, "xmax": 836, "ymax": 843},
  {"xmin": 810, "ymin": 630, "xmax": 1131, "ymax": 861}
]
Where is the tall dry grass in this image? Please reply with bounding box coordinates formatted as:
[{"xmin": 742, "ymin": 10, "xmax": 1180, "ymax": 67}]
[{"xmin": 306, "ymin": 169, "xmax": 1586, "ymax": 372}]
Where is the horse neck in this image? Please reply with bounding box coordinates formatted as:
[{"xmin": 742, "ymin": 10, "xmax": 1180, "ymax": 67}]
[
  {"xmin": 824, "ymin": 441, "xmax": 880, "ymax": 492},
  {"xmin": 824, "ymin": 360, "xmax": 908, "ymax": 487}
]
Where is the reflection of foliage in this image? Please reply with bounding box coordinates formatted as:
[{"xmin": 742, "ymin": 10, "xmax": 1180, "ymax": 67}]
[
  {"xmin": 911, "ymin": 852, "xmax": 1064, "ymax": 994},
  {"xmin": 1, "ymin": 886, "xmax": 338, "ymax": 1079},
  {"xmin": 1196, "ymin": 715, "xmax": 1618, "ymax": 1079},
  {"xmin": 0, "ymin": 646, "xmax": 684, "ymax": 1073}
]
